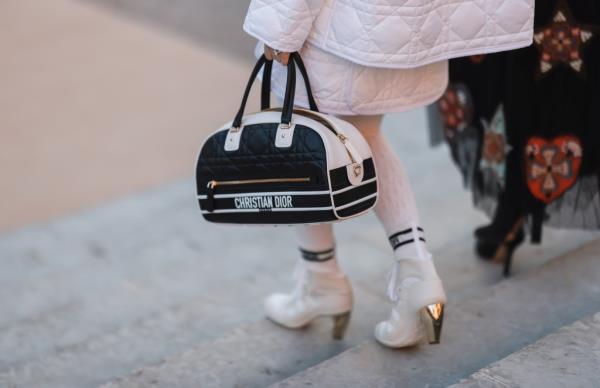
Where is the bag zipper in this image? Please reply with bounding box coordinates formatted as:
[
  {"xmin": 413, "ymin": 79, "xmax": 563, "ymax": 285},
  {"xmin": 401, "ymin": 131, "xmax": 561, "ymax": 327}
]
[
  {"xmin": 336, "ymin": 134, "xmax": 354, "ymax": 163},
  {"xmin": 336, "ymin": 133, "xmax": 363, "ymax": 177},
  {"xmin": 205, "ymin": 177, "xmax": 311, "ymax": 212},
  {"xmin": 264, "ymin": 108, "xmax": 362, "ymax": 177}
]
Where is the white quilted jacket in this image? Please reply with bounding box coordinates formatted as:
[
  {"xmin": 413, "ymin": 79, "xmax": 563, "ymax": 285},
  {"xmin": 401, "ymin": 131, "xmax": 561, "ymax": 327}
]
[{"xmin": 244, "ymin": 0, "xmax": 535, "ymax": 68}]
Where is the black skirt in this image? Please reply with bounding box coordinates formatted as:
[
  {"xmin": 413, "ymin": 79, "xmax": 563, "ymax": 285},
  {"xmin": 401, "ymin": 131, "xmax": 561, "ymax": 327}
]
[{"xmin": 429, "ymin": 0, "xmax": 600, "ymax": 242}]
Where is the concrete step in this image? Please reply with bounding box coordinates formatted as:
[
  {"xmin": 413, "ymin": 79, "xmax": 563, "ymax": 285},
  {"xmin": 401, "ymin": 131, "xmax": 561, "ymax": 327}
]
[
  {"xmin": 98, "ymin": 288, "xmax": 387, "ymax": 388},
  {"xmin": 1, "ymin": 110, "xmax": 597, "ymax": 387},
  {"xmin": 2, "ymin": 225, "xmax": 591, "ymax": 388},
  {"xmin": 270, "ymin": 238, "xmax": 600, "ymax": 388},
  {"xmin": 450, "ymin": 312, "xmax": 600, "ymax": 388},
  {"xmin": 89, "ymin": 234, "xmax": 600, "ymax": 388},
  {"xmin": 0, "ymin": 110, "xmax": 462, "ymax": 366}
]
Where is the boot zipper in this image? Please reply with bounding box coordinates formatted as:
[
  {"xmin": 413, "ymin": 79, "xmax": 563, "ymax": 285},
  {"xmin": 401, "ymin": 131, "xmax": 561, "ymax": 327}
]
[{"xmin": 205, "ymin": 177, "xmax": 311, "ymax": 212}]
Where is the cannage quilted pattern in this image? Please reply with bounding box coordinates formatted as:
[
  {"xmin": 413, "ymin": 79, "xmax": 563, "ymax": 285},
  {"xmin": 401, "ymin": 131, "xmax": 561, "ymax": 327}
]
[
  {"xmin": 244, "ymin": 0, "xmax": 535, "ymax": 68},
  {"xmin": 260, "ymin": 42, "xmax": 448, "ymax": 115}
]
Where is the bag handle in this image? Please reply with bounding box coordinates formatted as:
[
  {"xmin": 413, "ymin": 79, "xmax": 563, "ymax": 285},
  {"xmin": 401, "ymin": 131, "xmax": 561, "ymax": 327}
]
[
  {"xmin": 232, "ymin": 53, "xmax": 318, "ymax": 129},
  {"xmin": 260, "ymin": 59, "xmax": 273, "ymax": 110},
  {"xmin": 280, "ymin": 55, "xmax": 298, "ymax": 126},
  {"xmin": 260, "ymin": 53, "xmax": 319, "ymax": 112}
]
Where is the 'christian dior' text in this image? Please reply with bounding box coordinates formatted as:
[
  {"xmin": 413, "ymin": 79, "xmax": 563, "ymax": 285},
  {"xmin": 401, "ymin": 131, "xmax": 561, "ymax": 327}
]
[{"xmin": 234, "ymin": 195, "xmax": 293, "ymax": 209}]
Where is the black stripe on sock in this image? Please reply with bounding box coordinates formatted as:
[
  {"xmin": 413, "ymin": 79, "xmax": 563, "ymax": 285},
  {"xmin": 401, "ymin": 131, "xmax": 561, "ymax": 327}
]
[
  {"xmin": 390, "ymin": 237, "xmax": 426, "ymax": 251},
  {"xmin": 300, "ymin": 247, "xmax": 335, "ymax": 262},
  {"xmin": 388, "ymin": 228, "xmax": 412, "ymax": 240},
  {"xmin": 388, "ymin": 227, "xmax": 425, "ymax": 242},
  {"xmin": 392, "ymin": 238, "xmax": 415, "ymax": 249}
]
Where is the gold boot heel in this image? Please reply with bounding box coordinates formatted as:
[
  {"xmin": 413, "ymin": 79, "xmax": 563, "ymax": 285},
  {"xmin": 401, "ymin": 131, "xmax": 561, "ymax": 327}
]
[
  {"xmin": 332, "ymin": 312, "xmax": 351, "ymax": 340},
  {"xmin": 420, "ymin": 303, "xmax": 444, "ymax": 344}
]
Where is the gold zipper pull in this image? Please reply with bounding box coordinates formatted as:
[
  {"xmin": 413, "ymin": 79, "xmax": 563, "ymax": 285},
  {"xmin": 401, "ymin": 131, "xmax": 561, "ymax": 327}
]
[
  {"xmin": 352, "ymin": 163, "xmax": 362, "ymax": 177},
  {"xmin": 206, "ymin": 180, "xmax": 218, "ymax": 212},
  {"xmin": 337, "ymin": 133, "xmax": 347, "ymax": 143}
]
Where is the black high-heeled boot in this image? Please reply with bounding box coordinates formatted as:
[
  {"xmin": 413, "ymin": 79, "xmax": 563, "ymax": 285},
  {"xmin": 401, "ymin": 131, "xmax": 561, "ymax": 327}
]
[{"xmin": 474, "ymin": 202, "xmax": 525, "ymax": 277}]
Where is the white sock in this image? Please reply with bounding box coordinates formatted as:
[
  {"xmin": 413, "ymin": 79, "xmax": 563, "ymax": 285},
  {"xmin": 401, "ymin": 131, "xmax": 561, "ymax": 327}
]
[
  {"xmin": 339, "ymin": 115, "xmax": 432, "ymax": 261},
  {"xmin": 294, "ymin": 223, "xmax": 343, "ymax": 275}
]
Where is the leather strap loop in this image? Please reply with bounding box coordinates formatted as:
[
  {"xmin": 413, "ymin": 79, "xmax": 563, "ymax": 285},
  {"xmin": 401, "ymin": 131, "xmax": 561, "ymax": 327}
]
[
  {"xmin": 260, "ymin": 52, "xmax": 319, "ymax": 112},
  {"xmin": 232, "ymin": 55, "xmax": 269, "ymax": 129},
  {"xmin": 260, "ymin": 59, "xmax": 272, "ymax": 111},
  {"xmin": 232, "ymin": 53, "xmax": 319, "ymax": 129},
  {"xmin": 291, "ymin": 52, "xmax": 319, "ymax": 112},
  {"xmin": 280, "ymin": 58, "xmax": 296, "ymax": 125}
]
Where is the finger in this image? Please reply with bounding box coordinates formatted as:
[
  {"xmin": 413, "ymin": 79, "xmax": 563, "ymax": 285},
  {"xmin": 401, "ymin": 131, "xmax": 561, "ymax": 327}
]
[
  {"xmin": 278, "ymin": 53, "xmax": 290, "ymax": 65},
  {"xmin": 264, "ymin": 46, "xmax": 274, "ymax": 61}
]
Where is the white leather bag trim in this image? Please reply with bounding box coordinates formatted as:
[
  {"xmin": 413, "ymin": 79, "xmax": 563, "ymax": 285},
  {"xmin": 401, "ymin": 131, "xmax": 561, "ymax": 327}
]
[
  {"xmin": 224, "ymin": 126, "xmax": 245, "ymax": 152},
  {"xmin": 321, "ymin": 115, "xmax": 378, "ymax": 217},
  {"xmin": 297, "ymin": 110, "xmax": 372, "ymax": 187},
  {"xmin": 334, "ymin": 192, "xmax": 378, "ymax": 211},
  {"xmin": 288, "ymin": 109, "xmax": 369, "ymax": 184},
  {"xmin": 201, "ymin": 206, "xmax": 334, "ymax": 214},
  {"xmin": 331, "ymin": 177, "xmax": 377, "ymax": 195},
  {"xmin": 342, "ymin": 139, "xmax": 363, "ymax": 165},
  {"xmin": 346, "ymin": 164, "xmax": 364, "ymax": 186},
  {"xmin": 198, "ymin": 190, "xmax": 331, "ymax": 200},
  {"xmin": 212, "ymin": 111, "xmax": 365, "ymax": 172},
  {"xmin": 307, "ymin": 110, "xmax": 372, "ymax": 159},
  {"xmin": 293, "ymin": 109, "xmax": 367, "ymax": 163},
  {"xmin": 275, "ymin": 123, "xmax": 296, "ymax": 148}
]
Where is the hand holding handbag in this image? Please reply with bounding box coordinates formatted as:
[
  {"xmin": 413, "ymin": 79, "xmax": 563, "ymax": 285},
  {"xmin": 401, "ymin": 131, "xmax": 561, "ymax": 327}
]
[{"xmin": 196, "ymin": 53, "xmax": 378, "ymax": 224}]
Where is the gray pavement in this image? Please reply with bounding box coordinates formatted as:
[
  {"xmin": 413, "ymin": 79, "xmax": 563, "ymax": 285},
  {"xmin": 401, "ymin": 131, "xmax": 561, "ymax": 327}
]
[
  {"xmin": 98, "ymin": 238, "xmax": 600, "ymax": 388},
  {"xmin": 1, "ymin": 110, "xmax": 598, "ymax": 387},
  {"xmin": 272, "ymin": 238, "xmax": 600, "ymax": 388},
  {"xmin": 451, "ymin": 312, "xmax": 600, "ymax": 388}
]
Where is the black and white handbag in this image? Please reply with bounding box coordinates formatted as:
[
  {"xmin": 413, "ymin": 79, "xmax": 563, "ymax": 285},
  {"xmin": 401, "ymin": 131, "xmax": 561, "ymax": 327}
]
[{"xmin": 196, "ymin": 53, "xmax": 378, "ymax": 224}]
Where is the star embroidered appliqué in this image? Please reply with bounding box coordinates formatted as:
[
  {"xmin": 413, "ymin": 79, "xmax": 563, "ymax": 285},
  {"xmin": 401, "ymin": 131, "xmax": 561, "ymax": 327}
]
[
  {"xmin": 533, "ymin": 0, "xmax": 597, "ymax": 77},
  {"xmin": 480, "ymin": 104, "xmax": 511, "ymax": 189}
]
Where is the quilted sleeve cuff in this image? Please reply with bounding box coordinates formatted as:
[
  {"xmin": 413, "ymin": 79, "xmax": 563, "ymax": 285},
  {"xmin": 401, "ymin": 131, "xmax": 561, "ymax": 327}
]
[{"xmin": 243, "ymin": 0, "xmax": 323, "ymax": 52}]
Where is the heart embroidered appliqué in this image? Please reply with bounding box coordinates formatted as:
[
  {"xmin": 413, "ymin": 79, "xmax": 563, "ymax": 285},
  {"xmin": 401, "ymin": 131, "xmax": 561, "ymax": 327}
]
[{"xmin": 525, "ymin": 135, "xmax": 582, "ymax": 204}]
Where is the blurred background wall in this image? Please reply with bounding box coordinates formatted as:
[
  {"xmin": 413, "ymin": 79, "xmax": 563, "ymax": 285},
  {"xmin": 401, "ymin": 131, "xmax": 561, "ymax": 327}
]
[{"xmin": 0, "ymin": 0, "xmax": 256, "ymax": 233}]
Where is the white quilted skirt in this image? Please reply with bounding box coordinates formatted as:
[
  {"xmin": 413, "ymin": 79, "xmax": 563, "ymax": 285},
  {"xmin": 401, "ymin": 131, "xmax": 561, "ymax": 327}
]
[{"xmin": 257, "ymin": 42, "xmax": 448, "ymax": 116}]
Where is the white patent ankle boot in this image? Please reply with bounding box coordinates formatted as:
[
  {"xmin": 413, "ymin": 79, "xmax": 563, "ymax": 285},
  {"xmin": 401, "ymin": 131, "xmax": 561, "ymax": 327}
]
[
  {"xmin": 375, "ymin": 258, "xmax": 447, "ymax": 348},
  {"xmin": 264, "ymin": 262, "xmax": 353, "ymax": 339}
]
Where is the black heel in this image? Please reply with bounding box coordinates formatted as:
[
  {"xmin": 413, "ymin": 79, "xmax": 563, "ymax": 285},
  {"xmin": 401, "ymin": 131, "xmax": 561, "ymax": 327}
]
[
  {"xmin": 491, "ymin": 217, "xmax": 525, "ymax": 278},
  {"xmin": 503, "ymin": 249, "xmax": 514, "ymax": 278}
]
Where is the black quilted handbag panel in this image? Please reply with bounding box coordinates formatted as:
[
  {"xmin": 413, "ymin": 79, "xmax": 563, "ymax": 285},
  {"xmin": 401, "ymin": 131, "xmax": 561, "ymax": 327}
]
[{"xmin": 196, "ymin": 123, "xmax": 329, "ymax": 195}]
